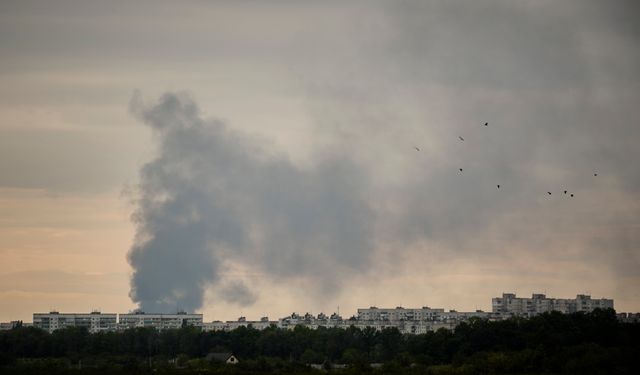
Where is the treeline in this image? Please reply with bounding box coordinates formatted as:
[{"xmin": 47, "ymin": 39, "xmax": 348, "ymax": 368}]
[{"xmin": 0, "ymin": 309, "xmax": 638, "ymax": 374}]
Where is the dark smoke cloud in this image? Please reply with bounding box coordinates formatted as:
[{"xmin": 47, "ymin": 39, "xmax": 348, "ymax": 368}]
[
  {"xmin": 218, "ymin": 281, "xmax": 258, "ymax": 307},
  {"xmin": 127, "ymin": 91, "xmax": 373, "ymax": 312},
  {"xmin": 126, "ymin": 1, "xmax": 640, "ymax": 313}
]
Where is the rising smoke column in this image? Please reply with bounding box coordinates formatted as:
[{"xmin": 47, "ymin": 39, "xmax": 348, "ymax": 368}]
[{"xmin": 127, "ymin": 92, "xmax": 374, "ymax": 312}]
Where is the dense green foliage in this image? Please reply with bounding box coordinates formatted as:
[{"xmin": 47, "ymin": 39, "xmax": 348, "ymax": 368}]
[{"xmin": 0, "ymin": 309, "xmax": 638, "ymax": 374}]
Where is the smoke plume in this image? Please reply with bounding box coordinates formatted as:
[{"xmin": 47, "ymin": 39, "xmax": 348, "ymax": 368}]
[
  {"xmin": 127, "ymin": 91, "xmax": 373, "ymax": 312},
  {"xmin": 126, "ymin": 1, "xmax": 640, "ymax": 313}
]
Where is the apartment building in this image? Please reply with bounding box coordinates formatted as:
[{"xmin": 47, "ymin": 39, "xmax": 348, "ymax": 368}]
[
  {"xmin": 492, "ymin": 293, "xmax": 614, "ymax": 317},
  {"xmin": 203, "ymin": 316, "xmax": 274, "ymax": 332},
  {"xmin": 357, "ymin": 306, "xmax": 446, "ymax": 321},
  {"xmin": 33, "ymin": 311, "xmax": 117, "ymax": 333},
  {"xmin": 118, "ymin": 311, "xmax": 203, "ymax": 330}
]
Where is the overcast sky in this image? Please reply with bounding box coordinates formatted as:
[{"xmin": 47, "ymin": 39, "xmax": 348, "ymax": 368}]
[{"xmin": 1, "ymin": 0, "xmax": 639, "ymax": 322}]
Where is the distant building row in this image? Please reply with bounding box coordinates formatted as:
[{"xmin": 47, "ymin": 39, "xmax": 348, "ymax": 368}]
[
  {"xmin": 492, "ymin": 293, "xmax": 614, "ymax": 317},
  {"xmin": 1, "ymin": 293, "xmax": 632, "ymax": 335},
  {"xmin": 31, "ymin": 311, "xmax": 203, "ymax": 334}
]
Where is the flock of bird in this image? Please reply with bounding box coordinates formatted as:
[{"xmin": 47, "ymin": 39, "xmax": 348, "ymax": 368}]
[{"xmin": 414, "ymin": 121, "xmax": 598, "ymax": 198}]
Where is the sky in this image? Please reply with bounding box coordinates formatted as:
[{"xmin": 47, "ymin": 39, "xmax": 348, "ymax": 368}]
[{"xmin": 1, "ymin": 0, "xmax": 639, "ymax": 322}]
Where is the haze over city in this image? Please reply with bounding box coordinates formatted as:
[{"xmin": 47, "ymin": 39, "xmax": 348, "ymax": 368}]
[{"xmin": 1, "ymin": 0, "xmax": 639, "ymax": 323}]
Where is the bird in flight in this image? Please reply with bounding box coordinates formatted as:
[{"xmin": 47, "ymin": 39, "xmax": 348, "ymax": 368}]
[
  {"xmin": 459, "ymin": 168, "xmax": 463, "ymax": 172},
  {"xmin": 458, "ymin": 136, "xmax": 464, "ymax": 141},
  {"xmin": 594, "ymin": 173, "xmax": 598, "ymax": 176},
  {"xmin": 547, "ymin": 192, "xmax": 552, "ymax": 195},
  {"xmin": 497, "ymin": 184, "xmax": 501, "ymax": 189},
  {"xmin": 484, "ymin": 122, "xmax": 488, "ymax": 126},
  {"xmin": 570, "ymin": 194, "xmax": 574, "ymax": 197},
  {"xmin": 414, "ymin": 146, "xmax": 420, "ymax": 151},
  {"xmin": 564, "ymin": 190, "xmax": 567, "ymax": 194}
]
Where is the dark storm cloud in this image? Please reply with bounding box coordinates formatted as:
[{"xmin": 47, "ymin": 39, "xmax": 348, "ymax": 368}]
[{"xmin": 127, "ymin": 92, "xmax": 373, "ymax": 312}]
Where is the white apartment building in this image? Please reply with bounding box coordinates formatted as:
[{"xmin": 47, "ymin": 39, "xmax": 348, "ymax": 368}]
[
  {"xmin": 357, "ymin": 307, "xmax": 446, "ymax": 322},
  {"xmin": 492, "ymin": 293, "xmax": 614, "ymax": 317},
  {"xmin": 278, "ymin": 312, "xmax": 345, "ymax": 330},
  {"xmin": 367, "ymin": 309, "xmax": 492, "ymax": 333},
  {"xmin": 118, "ymin": 311, "xmax": 203, "ymax": 330},
  {"xmin": 203, "ymin": 316, "xmax": 274, "ymax": 332},
  {"xmin": 202, "ymin": 321, "xmax": 229, "ymax": 331},
  {"xmin": 574, "ymin": 294, "xmax": 614, "ymax": 312},
  {"xmin": 33, "ymin": 311, "xmax": 117, "ymax": 333}
]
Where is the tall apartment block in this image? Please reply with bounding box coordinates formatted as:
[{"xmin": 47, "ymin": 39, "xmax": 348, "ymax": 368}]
[
  {"xmin": 33, "ymin": 311, "xmax": 117, "ymax": 333},
  {"xmin": 492, "ymin": 293, "xmax": 614, "ymax": 317}
]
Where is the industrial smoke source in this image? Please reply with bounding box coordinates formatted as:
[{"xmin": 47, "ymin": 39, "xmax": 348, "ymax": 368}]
[{"xmin": 127, "ymin": 92, "xmax": 373, "ymax": 313}]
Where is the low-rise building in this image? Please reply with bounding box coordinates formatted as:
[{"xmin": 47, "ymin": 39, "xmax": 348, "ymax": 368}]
[{"xmin": 206, "ymin": 352, "xmax": 239, "ymax": 364}]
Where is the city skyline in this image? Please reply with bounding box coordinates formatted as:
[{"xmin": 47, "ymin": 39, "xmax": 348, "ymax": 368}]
[
  {"xmin": 1, "ymin": 291, "xmax": 622, "ymax": 325},
  {"xmin": 3, "ymin": 292, "xmax": 623, "ymax": 338},
  {"xmin": 1, "ymin": 1, "xmax": 639, "ymax": 323}
]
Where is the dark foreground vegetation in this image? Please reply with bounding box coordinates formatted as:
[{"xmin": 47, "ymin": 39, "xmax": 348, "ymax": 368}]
[{"xmin": 0, "ymin": 309, "xmax": 638, "ymax": 374}]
